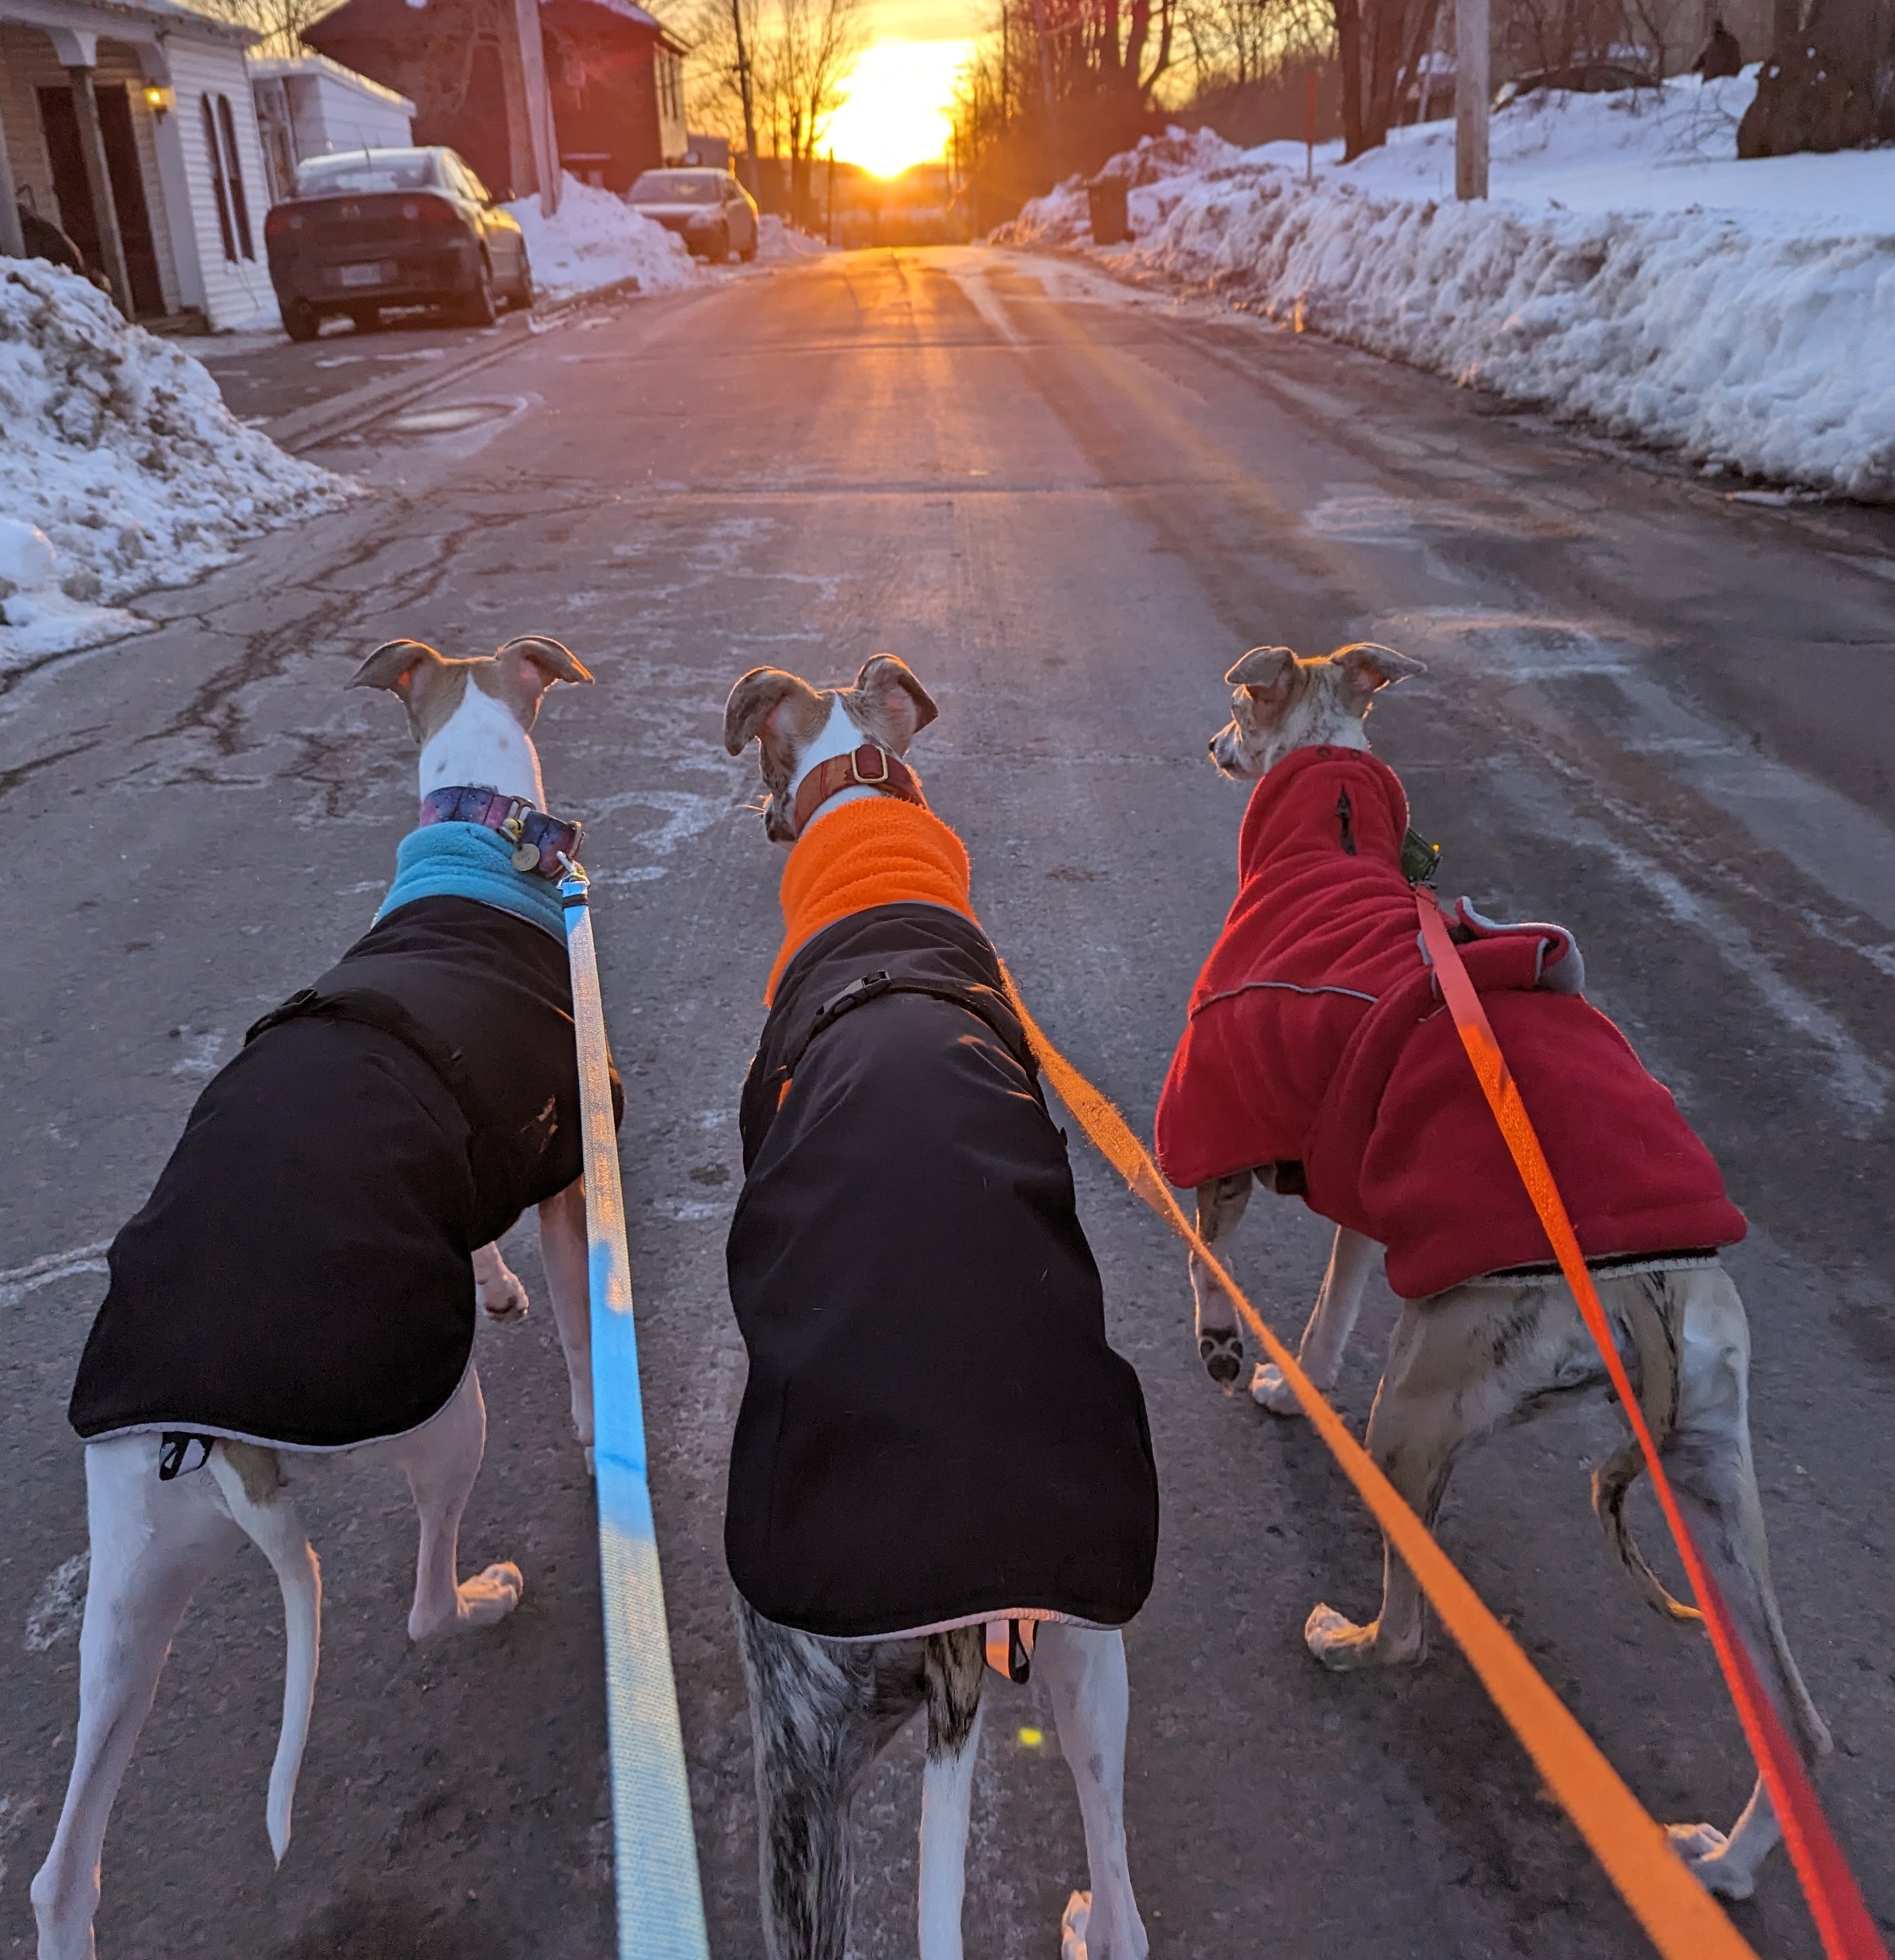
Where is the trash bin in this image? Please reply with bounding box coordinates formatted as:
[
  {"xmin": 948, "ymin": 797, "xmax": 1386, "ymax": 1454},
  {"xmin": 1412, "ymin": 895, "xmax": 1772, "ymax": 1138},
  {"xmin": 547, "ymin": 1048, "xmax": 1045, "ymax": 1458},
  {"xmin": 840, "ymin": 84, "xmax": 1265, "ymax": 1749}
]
[{"xmin": 1086, "ymin": 176, "xmax": 1131, "ymax": 246}]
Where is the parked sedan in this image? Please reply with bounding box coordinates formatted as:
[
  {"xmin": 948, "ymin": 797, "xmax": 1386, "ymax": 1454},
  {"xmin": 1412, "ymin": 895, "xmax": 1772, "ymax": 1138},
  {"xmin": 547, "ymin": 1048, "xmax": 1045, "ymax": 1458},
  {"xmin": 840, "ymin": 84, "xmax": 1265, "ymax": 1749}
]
[
  {"xmin": 264, "ymin": 146, "xmax": 533, "ymax": 341},
  {"xmin": 627, "ymin": 168, "xmax": 758, "ymax": 263}
]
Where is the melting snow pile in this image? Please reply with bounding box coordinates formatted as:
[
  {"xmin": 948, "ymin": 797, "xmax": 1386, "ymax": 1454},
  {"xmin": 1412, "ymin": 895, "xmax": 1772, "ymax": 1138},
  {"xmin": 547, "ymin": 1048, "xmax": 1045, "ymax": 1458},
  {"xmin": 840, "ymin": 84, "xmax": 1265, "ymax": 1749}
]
[
  {"xmin": 998, "ymin": 74, "xmax": 1895, "ymax": 499},
  {"xmin": 0, "ymin": 260, "xmax": 356, "ymax": 670},
  {"xmin": 757, "ymin": 215, "xmax": 831, "ymax": 261},
  {"xmin": 507, "ymin": 175, "xmax": 701, "ymax": 301}
]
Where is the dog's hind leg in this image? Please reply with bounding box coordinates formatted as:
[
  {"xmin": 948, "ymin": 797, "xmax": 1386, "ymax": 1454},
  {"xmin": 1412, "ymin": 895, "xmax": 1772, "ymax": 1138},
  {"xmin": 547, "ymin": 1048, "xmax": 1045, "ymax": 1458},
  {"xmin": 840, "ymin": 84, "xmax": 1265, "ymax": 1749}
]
[
  {"xmin": 385, "ymin": 1368, "xmax": 522, "ymax": 1642},
  {"xmin": 1654, "ymin": 1266, "xmax": 1831, "ymax": 1900},
  {"xmin": 1036, "ymin": 1624, "xmax": 1147, "ymax": 1960},
  {"xmin": 733, "ymin": 1592, "xmax": 926, "ymax": 1960},
  {"xmin": 1190, "ymin": 1174, "xmax": 1252, "ymax": 1388},
  {"xmin": 32, "ymin": 1437, "xmax": 244, "ymax": 1960},
  {"xmin": 917, "ymin": 1629, "xmax": 985, "ymax": 1960},
  {"xmin": 537, "ymin": 1180, "xmax": 594, "ymax": 1452},
  {"xmin": 1307, "ymin": 1282, "xmax": 1582, "ymax": 1671},
  {"xmin": 1253, "ymin": 1225, "xmax": 1381, "ymax": 1416}
]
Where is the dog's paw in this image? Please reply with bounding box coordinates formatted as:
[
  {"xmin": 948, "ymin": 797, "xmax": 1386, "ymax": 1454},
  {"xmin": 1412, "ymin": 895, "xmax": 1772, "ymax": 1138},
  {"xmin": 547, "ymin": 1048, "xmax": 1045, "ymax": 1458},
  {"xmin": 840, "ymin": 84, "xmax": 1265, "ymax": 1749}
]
[
  {"xmin": 1060, "ymin": 1891, "xmax": 1090, "ymax": 1960},
  {"xmin": 1667, "ymin": 1822, "xmax": 1756, "ymax": 1900},
  {"xmin": 1304, "ymin": 1602, "xmax": 1420, "ymax": 1671},
  {"xmin": 412, "ymin": 1561, "xmax": 525, "ymax": 1641},
  {"xmin": 1198, "ymin": 1329, "xmax": 1243, "ymax": 1389},
  {"xmin": 476, "ymin": 1263, "xmax": 531, "ymax": 1322},
  {"xmin": 1249, "ymin": 1361, "xmax": 1303, "ymax": 1416}
]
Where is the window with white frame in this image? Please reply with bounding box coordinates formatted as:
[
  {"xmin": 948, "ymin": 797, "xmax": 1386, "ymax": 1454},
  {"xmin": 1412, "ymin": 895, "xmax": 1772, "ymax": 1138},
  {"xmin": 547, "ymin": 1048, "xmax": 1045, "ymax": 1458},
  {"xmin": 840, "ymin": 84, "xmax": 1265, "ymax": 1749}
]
[{"xmin": 201, "ymin": 92, "xmax": 256, "ymax": 262}]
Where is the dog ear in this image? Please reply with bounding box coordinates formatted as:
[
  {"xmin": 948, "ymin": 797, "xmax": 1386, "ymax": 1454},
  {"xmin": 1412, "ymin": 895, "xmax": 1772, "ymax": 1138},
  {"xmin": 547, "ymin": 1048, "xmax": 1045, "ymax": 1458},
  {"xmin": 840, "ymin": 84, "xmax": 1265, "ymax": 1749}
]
[
  {"xmin": 1333, "ymin": 643, "xmax": 1425, "ymax": 705},
  {"xmin": 350, "ymin": 639, "xmax": 442, "ymax": 697},
  {"xmin": 1225, "ymin": 646, "xmax": 1298, "ymax": 703},
  {"xmin": 852, "ymin": 654, "xmax": 937, "ymax": 753},
  {"xmin": 724, "ymin": 667, "xmax": 821, "ymax": 756},
  {"xmin": 487, "ymin": 635, "xmax": 593, "ymax": 728}
]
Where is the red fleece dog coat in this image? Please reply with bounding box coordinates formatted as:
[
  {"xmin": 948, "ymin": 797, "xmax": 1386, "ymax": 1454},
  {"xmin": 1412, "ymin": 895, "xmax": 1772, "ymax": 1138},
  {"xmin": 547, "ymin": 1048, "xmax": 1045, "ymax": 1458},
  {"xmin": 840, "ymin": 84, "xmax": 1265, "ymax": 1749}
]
[{"xmin": 1154, "ymin": 746, "xmax": 1745, "ymax": 1300}]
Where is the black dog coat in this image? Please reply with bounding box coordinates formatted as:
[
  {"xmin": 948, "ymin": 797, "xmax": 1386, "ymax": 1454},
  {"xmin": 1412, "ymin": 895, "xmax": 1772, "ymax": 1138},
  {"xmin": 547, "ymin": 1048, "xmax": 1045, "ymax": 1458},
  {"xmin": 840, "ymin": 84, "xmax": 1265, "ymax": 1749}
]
[
  {"xmin": 725, "ymin": 902, "xmax": 1160, "ymax": 1641},
  {"xmin": 69, "ymin": 896, "xmax": 617, "ymax": 1452}
]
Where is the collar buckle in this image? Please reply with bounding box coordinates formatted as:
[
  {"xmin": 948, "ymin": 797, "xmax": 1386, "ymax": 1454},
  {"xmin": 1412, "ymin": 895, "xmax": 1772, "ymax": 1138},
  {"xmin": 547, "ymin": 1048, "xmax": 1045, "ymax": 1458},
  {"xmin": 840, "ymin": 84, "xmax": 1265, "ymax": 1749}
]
[{"xmin": 850, "ymin": 744, "xmax": 892, "ymax": 787}]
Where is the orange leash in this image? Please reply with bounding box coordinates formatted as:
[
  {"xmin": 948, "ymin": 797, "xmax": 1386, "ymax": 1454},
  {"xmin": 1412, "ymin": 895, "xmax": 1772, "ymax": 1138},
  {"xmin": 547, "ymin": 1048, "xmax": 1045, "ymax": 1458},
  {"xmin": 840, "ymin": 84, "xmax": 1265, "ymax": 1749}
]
[
  {"xmin": 1415, "ymin": 887, "xmax": 1882, "ymax": 1960},
  {"xmin": 996, "ymin": 964, "xmax": 1761, "ymax": 1960}
]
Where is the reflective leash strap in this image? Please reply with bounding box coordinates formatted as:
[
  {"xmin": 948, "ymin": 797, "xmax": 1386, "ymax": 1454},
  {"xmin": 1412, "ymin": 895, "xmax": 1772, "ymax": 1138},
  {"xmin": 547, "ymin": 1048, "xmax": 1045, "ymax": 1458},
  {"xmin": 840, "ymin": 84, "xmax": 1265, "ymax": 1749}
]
[
  {"xmin": 1414, "ymin": 888, "xmax": 1884, "ymax": 1960},
  {"xmin": 994, "ymin": 962, "xmax": 1761, "ymax": 1960},
  {"xmin": 560, "ymin": 861, "xmax": 711, "ymax": 1960}
]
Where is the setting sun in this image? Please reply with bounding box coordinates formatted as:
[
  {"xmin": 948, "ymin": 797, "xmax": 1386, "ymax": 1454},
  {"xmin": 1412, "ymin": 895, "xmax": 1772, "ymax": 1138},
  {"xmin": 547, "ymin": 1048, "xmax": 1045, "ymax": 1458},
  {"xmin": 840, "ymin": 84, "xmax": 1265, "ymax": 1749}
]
[{"xmin": 824, "ymin": 38, "xmax": 972, "ymax": 177}]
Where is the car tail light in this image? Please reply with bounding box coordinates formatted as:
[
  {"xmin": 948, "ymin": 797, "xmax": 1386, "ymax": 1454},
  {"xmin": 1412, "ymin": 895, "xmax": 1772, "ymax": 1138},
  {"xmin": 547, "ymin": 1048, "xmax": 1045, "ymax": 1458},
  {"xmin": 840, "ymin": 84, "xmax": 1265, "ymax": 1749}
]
[
  {"xmin": 264, "ymin": 206, "xmax": 303, "ymax": 240},
  {"xmin": 410, "ymin": 195, "xmax": 464, "ymax": 226}
]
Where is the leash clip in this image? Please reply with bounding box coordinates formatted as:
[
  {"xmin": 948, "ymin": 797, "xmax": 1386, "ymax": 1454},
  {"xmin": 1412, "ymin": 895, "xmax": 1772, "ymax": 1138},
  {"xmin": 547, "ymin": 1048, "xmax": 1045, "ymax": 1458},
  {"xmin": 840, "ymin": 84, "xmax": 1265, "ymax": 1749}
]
[{"xmin": 556, "ymin": 851, "xmax": 591, "ymax": 909}]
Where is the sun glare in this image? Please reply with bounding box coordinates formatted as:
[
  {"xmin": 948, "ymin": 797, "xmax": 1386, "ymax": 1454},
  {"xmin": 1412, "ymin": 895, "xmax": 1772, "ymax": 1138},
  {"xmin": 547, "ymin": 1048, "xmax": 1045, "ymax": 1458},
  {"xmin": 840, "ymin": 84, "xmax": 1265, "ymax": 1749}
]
[{"xmin": 825, "ymin": 38, "xmax": 971, "ymax": 177}]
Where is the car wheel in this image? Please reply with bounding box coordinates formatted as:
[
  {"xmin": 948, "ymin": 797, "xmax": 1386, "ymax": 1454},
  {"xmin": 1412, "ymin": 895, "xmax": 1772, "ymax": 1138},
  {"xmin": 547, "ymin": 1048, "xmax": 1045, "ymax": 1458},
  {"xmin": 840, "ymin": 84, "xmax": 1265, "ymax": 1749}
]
[
  {"xmin": 739, "ymin": 242, "xmax": 757, "ymax": 263},
  {"xmin": 349, "ymin": 306, "xmax": 380, "ymax": 333},
  {"xmin": 512, "ymin": 252, "xmax": 534, "ymax": 312},
  {"xmin": 282, "ymin": 299, "xmax": 320, "ymax": 342},
  {"xmin": 460, "ymin": 256, "xmax": 498, "ymax": 327}
]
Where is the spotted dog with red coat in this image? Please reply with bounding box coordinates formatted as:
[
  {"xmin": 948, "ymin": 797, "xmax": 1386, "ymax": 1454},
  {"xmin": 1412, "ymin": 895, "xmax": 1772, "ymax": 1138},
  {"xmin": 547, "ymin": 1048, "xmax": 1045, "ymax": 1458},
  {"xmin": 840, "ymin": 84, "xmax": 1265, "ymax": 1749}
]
[{"xmin": 1156, "ymin": 642, "xmax": 1829, "ymax": 1901}]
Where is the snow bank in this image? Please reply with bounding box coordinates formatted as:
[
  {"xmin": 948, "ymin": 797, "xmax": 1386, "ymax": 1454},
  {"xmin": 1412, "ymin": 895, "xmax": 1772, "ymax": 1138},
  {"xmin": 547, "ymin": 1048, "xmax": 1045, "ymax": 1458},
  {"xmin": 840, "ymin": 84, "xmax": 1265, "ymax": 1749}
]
[
  {"xmin": 506, "ymin": 175, "xmax": 701, "ymax": 301},
  {"xmin": 0, "ymin": 260, "xmax": 356, "ymax": 670},
  {"xmin": 998, "ymin": 76, "xmax": 1895, "ymax": 499},
  {"xmin": 757, "ymin": 214, "xmax": 832, "ymax": 261}
]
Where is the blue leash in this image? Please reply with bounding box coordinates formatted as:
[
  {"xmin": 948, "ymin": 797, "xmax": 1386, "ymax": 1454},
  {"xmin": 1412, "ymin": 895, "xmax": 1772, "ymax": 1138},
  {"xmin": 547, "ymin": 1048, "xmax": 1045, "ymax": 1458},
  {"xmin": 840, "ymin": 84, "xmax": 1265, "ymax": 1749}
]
[{"xmin": 559, "ymin": 856, "xmax": 710, "ymax": 1960}]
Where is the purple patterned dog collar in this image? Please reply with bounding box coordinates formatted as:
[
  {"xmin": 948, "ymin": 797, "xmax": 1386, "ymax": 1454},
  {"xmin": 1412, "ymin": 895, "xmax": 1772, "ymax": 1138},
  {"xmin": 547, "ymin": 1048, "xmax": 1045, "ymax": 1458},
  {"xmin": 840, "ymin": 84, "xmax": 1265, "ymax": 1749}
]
[{"xmin": 419, "ymin": 786, "xmax": 584, "ymax": 878}]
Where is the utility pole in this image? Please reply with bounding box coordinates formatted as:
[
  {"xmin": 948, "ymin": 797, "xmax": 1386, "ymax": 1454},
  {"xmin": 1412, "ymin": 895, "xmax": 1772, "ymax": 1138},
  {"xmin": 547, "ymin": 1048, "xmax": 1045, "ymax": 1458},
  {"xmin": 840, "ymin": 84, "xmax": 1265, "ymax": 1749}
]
[
  {"xmin": 1454, "ymin": 0, "xmax": 1489, "ymax": 200},
  {"xmin": 731, "ymin": 0, "xmax": 761, "ymax": 201}
]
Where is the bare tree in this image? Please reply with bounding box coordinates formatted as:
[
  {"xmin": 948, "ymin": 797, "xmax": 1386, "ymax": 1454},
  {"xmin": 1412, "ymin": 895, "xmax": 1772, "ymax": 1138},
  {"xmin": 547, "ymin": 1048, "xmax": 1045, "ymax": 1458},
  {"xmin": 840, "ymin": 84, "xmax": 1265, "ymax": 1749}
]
[
  {"xmin": 172, "ymin": 0, "xmax": 338, "ymax": 59},
  {"xmin": 685, "ymin": 0, "xmax": 862, "ymax": 217}
]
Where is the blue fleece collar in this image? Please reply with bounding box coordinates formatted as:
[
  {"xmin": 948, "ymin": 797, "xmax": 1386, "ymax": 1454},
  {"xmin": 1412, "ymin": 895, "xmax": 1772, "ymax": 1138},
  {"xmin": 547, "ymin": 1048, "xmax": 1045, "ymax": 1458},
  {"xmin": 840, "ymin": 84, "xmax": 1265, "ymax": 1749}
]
[{"xmin": 374, "ymin": 822, "xmax": 566, "ymax": 941}]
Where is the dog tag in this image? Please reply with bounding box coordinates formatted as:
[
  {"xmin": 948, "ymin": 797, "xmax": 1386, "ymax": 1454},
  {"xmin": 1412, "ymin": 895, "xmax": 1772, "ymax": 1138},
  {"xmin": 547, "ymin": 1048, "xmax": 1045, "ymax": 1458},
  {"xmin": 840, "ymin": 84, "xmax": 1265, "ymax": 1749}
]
[{"xmin": 511, "ymin": 842, "xmax": 541, "ymax": 873}]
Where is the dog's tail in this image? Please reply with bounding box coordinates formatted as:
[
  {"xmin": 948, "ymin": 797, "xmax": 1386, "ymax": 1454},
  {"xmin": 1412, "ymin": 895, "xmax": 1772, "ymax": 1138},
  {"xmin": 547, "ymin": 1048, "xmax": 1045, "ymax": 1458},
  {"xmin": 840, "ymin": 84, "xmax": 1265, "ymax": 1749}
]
[
  {"xmin": 1589, "ymin": 1278, "xmax": 1703, "ymax": 1624},
  {"xmin": 207, "ymin": 1443, "xmax": 322, "ymax": 1863}
]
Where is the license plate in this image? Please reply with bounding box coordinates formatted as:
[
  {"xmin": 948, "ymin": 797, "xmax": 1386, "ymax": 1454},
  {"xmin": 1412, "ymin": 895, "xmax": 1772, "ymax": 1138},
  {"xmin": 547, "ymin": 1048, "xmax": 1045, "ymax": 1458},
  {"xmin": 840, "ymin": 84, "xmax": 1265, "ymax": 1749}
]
[{"xmin": 337, "ymin": 262, "xmax": 387, "ymax": 288}]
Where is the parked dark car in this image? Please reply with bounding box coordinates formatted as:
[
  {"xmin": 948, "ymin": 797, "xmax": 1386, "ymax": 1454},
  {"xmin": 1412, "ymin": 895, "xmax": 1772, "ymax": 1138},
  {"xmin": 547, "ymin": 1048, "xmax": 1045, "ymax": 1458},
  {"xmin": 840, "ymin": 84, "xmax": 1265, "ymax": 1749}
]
[
  {"xmin": 626, "ymin": 168, "xmax": 758, "ymax": 262},
  {"xmin": 264, "ymin": 146, "xmax": 533, "ymax": 341}
]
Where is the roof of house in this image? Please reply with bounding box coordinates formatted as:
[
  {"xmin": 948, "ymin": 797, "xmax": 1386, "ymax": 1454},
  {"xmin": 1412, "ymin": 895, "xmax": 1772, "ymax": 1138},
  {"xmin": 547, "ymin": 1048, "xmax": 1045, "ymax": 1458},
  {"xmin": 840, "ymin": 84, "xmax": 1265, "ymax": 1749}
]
[
  {"xmin": 0, "ymin": 0, "xmax": 255, "ymax": 47},
  {"xmin": 247, "ymin": 49, "xmax": 417, "ymax": 112},
  {"xmin": 541, "ymin": 0, "xmax": 688, "ymax": 50}
]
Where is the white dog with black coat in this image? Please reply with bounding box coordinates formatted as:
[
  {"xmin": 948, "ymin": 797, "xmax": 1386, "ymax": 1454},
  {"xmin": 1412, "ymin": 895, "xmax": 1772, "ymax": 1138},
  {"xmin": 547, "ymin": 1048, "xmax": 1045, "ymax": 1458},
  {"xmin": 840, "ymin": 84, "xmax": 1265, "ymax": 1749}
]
[{"xmin": 32, "ymin": 636, "xmax": 612, "ymax": 1960}]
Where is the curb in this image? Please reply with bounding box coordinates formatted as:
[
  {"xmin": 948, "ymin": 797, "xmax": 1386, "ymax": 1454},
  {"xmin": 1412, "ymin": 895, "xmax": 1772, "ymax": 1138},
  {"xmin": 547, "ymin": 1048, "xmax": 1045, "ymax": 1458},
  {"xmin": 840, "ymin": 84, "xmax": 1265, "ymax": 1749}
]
[{"xmin": 268, "ymin": 278, "xmax": 647, "ymax": 456}]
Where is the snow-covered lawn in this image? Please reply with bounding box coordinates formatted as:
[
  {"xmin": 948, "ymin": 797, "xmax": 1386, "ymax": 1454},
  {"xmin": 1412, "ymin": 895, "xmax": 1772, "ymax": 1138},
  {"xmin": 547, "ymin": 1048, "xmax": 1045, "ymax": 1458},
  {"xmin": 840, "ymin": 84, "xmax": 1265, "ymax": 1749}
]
[
  {"xmin": 506, "ymin": 175, "xmax": 702, "ymax": 302},
  {"xmin": 998, "ymin": 74, "xmax": 1895, "ymax": 499},
  {"xmin": 0, "ymin": 261, "xmax": 356, "ymax": 670}
]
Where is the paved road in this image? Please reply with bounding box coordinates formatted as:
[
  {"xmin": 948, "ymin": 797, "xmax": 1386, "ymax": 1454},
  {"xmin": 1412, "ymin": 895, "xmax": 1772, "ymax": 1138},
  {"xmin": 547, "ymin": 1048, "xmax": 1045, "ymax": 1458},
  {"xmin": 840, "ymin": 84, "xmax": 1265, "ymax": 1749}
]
[
  {"xmin": 187, "ymin": 307, "xmax": 542, "ymax": 427},
  {"xmin": 4, "ymin": 246, "xmax": 1894, "ymax": 1960}
]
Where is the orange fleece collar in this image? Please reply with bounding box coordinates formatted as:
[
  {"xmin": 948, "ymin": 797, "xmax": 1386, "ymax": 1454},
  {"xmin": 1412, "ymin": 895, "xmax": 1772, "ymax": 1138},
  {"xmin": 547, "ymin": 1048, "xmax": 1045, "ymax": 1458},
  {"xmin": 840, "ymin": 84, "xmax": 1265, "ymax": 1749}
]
[{"xmin": 764, "ymin": 798, "xmax": 976, "ymax": 1003}]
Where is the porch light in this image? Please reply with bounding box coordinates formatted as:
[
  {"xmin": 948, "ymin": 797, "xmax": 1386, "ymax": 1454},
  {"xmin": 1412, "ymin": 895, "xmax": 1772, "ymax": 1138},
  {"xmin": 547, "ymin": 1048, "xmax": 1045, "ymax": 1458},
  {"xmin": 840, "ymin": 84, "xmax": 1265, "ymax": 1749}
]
[{"xmin": 142, "ymin": 83, "xmax": 174, "ymax": 115}]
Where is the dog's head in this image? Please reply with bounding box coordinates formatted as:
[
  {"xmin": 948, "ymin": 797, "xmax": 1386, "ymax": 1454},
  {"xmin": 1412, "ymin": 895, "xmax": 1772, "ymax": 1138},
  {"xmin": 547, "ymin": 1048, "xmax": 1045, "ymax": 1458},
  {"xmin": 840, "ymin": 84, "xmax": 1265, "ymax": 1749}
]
[
  {"xmin": 351, "ymin": 635, "xmax": 593, "ymax": 801},
  {"xmin": 723, "ymin": 655, "xmax": 938, "ymax": 843},
  {"xmin": 1207, "ymin": 642, "xmax": 1424, "ymax": 780}
]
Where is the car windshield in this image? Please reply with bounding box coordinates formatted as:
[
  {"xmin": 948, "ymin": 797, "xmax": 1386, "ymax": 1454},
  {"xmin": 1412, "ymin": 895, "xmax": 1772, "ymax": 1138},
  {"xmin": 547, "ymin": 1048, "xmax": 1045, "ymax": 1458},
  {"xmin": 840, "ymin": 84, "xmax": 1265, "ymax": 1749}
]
[
  {"xmin": 628, "ymin": 172, "xmax": 721, "ymax": 205},
  {"xmin": 294, "ymin": 152, "xmax": 440, "ymax": 198}
]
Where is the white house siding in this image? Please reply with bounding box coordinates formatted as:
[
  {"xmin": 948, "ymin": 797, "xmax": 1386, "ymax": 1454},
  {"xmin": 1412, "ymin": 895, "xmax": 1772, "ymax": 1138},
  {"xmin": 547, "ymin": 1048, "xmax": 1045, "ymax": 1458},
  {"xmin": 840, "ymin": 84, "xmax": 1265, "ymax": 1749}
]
[
  {"xmin": 0, "ymin": 24, "xmax": 58, "ymax": 219},
  {"xmin": 167, "ymin": 36, "xmax": 279, "ymax": 327},
  {"xmin": 293, "ymin": 66, "xmax": 413, "ymax": 152}
]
